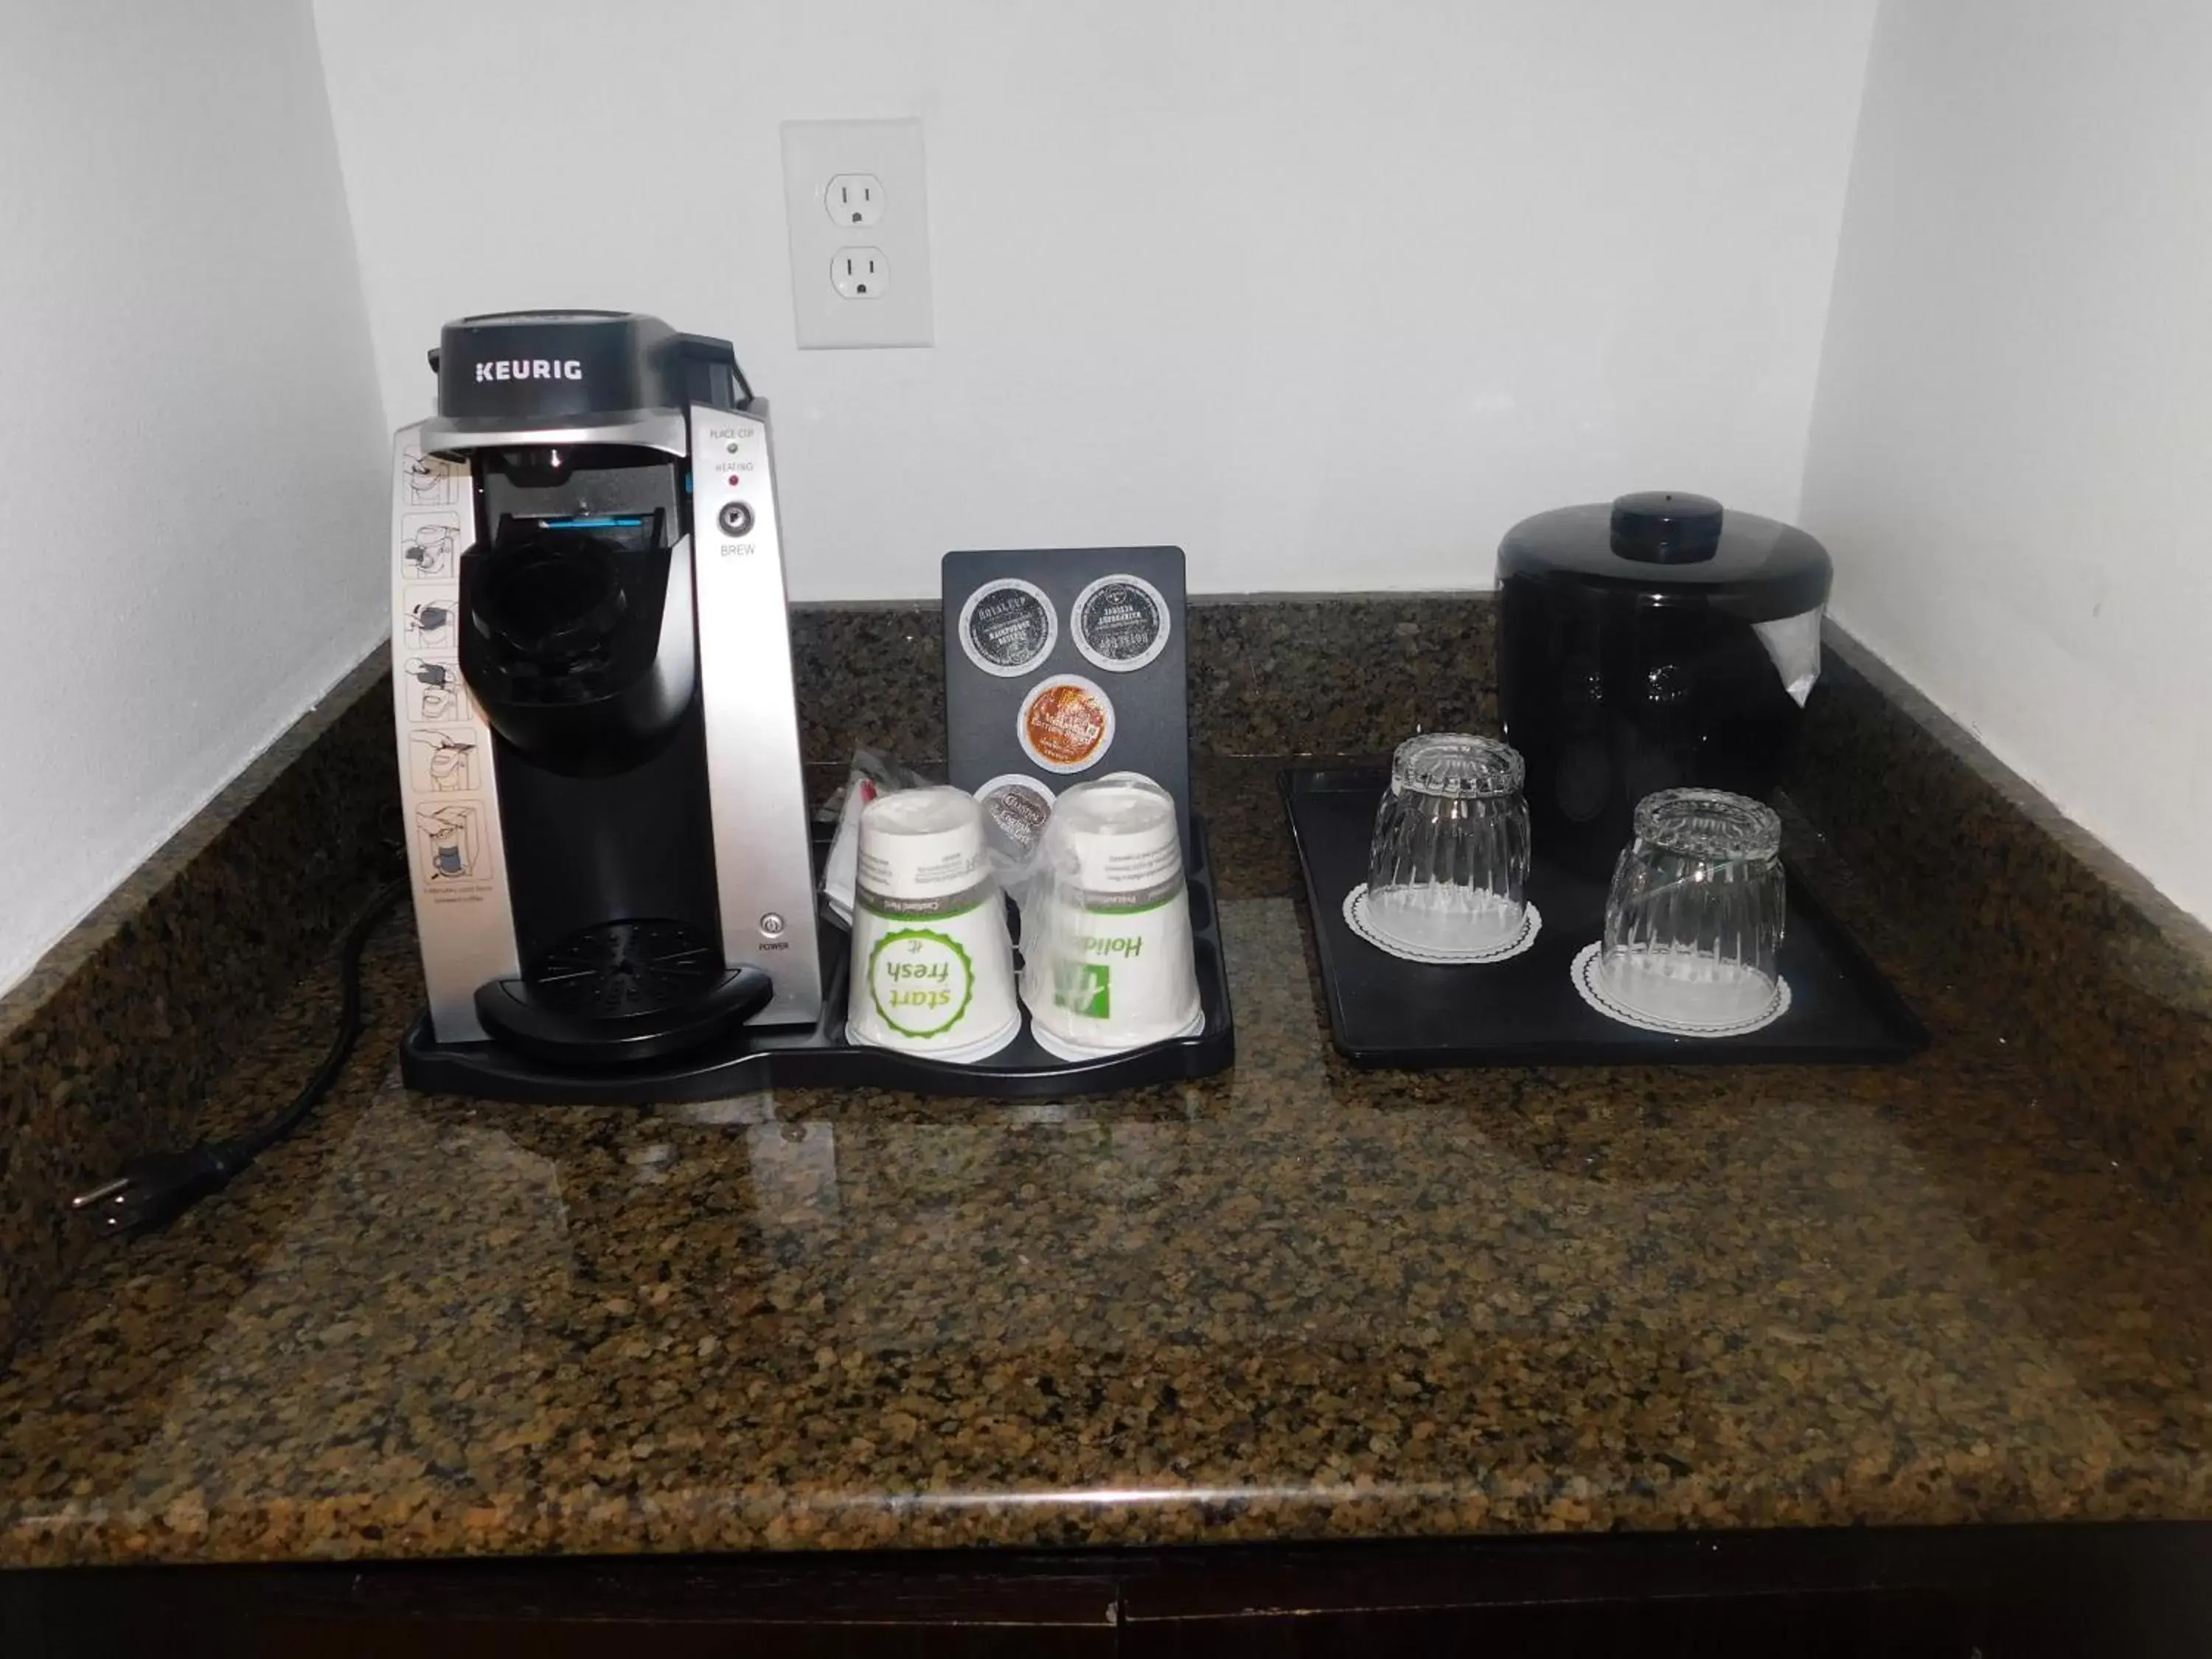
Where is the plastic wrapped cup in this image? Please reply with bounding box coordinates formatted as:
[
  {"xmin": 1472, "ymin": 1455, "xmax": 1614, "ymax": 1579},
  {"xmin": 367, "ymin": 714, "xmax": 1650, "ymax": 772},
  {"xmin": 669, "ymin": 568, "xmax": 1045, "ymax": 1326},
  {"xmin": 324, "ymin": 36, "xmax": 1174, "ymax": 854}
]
[
  {"xmin": 846, "ymin": 787, "xmax": 1020, "ymax": 1063},
  {"xmin": 1018, "ymin": 776, "xmax": 1204, "ymax": 1060}
]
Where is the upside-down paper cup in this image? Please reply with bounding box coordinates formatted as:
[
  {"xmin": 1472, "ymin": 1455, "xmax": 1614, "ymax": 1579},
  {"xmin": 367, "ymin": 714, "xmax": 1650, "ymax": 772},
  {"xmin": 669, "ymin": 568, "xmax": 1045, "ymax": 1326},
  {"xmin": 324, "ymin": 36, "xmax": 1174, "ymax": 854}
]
[
  {"xmin": 1018, "ymin": 776, "xmax": 1203, "ymax": 1060},
  {"xmin": 846, "ymin": 787, "xmax": 1020, "ymax": 1064}
]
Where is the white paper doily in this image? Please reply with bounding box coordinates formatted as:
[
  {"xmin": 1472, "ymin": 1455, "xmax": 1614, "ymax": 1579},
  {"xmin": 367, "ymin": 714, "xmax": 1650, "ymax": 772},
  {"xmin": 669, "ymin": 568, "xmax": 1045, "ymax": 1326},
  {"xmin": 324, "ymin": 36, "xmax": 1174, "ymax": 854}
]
[
  {"xmin": 1569, "ymin": 942, "xmax": 1792, "ymax": 1037},
  {"xmin": 1343, "ymin": 885, "xmax": 1543, "ymax": 966}
]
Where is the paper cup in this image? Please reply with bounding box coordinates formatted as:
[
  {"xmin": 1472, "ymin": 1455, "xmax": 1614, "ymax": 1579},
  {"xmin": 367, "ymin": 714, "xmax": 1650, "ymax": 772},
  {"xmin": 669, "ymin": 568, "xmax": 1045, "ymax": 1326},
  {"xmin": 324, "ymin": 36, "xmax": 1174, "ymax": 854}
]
[
  {"xmin": 1018, "ymin": 777, "xmax": 1203, "ymax": 1059},
  {"xmin": 846, "ymin": 787, "xmax": 1020, "ymax": 1064}
]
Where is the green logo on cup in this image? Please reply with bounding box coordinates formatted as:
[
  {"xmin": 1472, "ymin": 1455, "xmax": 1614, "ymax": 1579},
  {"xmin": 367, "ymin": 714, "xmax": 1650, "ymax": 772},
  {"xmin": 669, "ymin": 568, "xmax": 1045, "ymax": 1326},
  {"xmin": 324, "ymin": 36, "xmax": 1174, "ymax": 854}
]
[
  {"xmin": 1053, "ymin": 961, "xmax": 1113, "ymax": 1020},
  {"xmin": 868, "ymin": 928, "xmax": 978, "ymax": 1039}
]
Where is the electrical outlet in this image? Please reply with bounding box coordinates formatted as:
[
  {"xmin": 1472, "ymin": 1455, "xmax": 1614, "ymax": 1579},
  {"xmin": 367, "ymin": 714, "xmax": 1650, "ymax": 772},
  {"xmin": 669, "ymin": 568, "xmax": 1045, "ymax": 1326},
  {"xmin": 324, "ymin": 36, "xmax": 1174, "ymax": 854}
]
[
  {"xmin": 782, "ymin": 119, "xmax": 933, "ymax": 349},
  {"xmin": 831, "ymin": 248, "xmax": 886, "ymax": 299},
  {"xmin": 826, "ymin": 173, "xmax": 883, "ymax": 227}
]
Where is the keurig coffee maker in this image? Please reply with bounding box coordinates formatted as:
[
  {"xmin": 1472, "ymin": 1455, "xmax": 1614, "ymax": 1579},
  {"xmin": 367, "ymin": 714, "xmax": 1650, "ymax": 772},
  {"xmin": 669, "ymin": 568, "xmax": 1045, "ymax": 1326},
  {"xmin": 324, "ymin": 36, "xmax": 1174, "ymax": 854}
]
[{"xmin": 391, "ymin": 310, "xmax": 823, "ymax": 1092}]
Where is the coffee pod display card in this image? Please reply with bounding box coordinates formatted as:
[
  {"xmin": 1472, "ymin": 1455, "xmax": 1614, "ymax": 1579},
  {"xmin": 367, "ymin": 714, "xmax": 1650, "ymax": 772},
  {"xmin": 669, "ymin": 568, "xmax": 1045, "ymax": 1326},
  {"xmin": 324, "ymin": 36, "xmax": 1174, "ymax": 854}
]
[{"xmin": 942, "ymin": 547, "xmax": 1192, "ymax": 858}]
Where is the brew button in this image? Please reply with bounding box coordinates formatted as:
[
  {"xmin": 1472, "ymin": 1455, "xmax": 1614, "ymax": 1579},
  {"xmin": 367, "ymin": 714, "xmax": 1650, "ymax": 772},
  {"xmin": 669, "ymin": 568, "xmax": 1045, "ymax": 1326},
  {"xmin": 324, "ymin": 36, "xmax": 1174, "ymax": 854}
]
[
  {"xmin": 759, "ymin": 912, "xmax": 786, "ymax": 938},
  {"xmin": 717, "ymin": 500, "xmax": 754, "ymax": 537}
]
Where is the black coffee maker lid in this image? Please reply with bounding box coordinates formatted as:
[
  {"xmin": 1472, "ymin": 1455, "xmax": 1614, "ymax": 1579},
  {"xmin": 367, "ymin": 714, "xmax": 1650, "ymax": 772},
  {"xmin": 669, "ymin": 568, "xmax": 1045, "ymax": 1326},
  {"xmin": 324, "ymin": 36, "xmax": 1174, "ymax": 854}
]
[
  {"xmin": 425, "ymin": 310, "xmax": 752, "ymax": 428},
  {"xmin": 1497, "ymin": 492, "xmax": 1832, "ymax": 619}
]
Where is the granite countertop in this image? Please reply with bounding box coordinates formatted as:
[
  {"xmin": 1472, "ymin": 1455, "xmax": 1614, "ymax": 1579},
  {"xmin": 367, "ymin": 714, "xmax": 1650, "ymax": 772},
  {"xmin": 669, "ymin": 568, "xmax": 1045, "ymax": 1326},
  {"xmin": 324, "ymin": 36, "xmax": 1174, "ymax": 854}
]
[{"xmin": 3, "ymin": 756, "xmax": 2211, "ymax": 1567}]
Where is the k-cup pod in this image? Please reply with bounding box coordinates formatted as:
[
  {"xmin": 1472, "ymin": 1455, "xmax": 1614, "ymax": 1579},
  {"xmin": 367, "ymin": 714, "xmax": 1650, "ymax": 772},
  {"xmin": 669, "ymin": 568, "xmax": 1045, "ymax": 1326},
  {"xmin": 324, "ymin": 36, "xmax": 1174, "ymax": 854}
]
[
  {"xmin": 974, "ymin": 772, "xmax": 1056, "ymax": 861},
  {"xmin": 1071, "ymin": 573, "xmax": 1172, "ymax": 672},
  {"xmin": 1019, "ymin": 776, "xmax": 1203, "ymax": 1060},
  {"xmin": 1017, "ymin": 674, "xmax": 1116, "ymax": 775},
  {"xmin": 957, "ymin": 577, "xmax": 1058, "ymax": 678},
  {"xmin": 846, "ymin": 787, "xmax": 1020, "ymax": 1064}
]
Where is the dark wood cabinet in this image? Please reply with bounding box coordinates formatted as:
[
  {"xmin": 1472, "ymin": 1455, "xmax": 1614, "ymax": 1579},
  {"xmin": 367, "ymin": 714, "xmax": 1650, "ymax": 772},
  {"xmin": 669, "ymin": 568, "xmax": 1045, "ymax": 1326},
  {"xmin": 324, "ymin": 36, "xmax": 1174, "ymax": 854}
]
[
  {"xmin": 1114, "ymin": 1534, "xmax": 1986, "ymax": 1659},
  {"xmin": 1124, "ymin": 1590, "xmax": 1978, "ymax": 1658},
  {"xmin": 8, "ymin": 1524, "xmax": 2211, "ymax": 1659}
]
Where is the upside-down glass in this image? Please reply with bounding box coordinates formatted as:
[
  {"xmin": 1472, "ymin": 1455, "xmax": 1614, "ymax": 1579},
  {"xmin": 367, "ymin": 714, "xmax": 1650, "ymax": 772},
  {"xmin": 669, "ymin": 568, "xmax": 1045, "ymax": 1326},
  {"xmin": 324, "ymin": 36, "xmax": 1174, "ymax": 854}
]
[
  {"xmin": 1366, "ymin": 734, "xmax": 1531, "ymax": 952},
  {"xmin": 1599, "ymin": 787, "xmax": 1786, "ymax": 1025}
]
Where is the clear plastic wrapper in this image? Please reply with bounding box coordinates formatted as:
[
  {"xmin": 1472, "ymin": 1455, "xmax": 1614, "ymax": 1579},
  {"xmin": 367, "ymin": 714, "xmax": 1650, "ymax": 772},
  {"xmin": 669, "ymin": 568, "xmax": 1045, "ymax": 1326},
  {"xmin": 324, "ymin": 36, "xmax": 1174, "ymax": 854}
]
[
  {"xmin": 844, "ymin": 786, "xmax": 1020, "ymax": 1064},
  {"xmin": 818, "ymin": 748, "xmax": 931, "ymax": 925},
  {"xmin": 1013, "ymin": 774, "xmax": 1203, "ymax": 1060}
]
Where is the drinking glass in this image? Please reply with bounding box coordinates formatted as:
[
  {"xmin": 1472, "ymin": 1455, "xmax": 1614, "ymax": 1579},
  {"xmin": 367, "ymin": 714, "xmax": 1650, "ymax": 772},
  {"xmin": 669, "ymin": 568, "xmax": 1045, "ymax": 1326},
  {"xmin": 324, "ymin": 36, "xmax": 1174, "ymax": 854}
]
[
  {"xmin": 1599, "ymin": 787, "xmax": 1786, "ymax": 1026},
  {"xmin": 1366, "ymin": 733, "xmax": 1531, "ymax": 953}
]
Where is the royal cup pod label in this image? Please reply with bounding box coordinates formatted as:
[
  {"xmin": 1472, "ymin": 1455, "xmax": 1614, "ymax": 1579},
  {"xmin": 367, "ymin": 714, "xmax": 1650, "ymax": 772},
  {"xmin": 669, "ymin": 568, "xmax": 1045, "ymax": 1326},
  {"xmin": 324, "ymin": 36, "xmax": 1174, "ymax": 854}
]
[
  {"xmin": 957, "ymin": 577, "xmax": 1059, "ymax": 678},
  {"xmin": 1017, "ymin": 674, "xmax": 1116, "ymax": 774},
  {"xmin": 1071, "ymin": 574, "xmax": 1170, "ymax": 672},
  {"xmin": 975, "ymin": 773, "xmax": 1056, "ymax": 858},
  {"xmin": 867, "ymin": 926, "xmax": 979, "ymax": 1040}
]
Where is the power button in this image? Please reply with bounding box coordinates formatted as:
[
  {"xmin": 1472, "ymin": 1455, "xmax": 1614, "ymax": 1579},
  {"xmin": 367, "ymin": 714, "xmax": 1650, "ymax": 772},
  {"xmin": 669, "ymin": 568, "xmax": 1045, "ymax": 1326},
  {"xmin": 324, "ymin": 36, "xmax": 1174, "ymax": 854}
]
[
  {"xmin": 717, "ymin": 500, "xmax": 754, "ymax": 538},
  {"xmin": 758, "ymin": 912, "xmax": 787, "ymax": 939}
]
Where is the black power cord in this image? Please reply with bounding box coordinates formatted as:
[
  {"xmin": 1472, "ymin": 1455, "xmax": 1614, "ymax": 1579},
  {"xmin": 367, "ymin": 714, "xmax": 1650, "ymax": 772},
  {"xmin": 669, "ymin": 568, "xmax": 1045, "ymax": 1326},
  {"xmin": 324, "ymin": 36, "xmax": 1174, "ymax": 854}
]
[{"xmin": 70, "ymin": 876, "xmax": 409, "ymax": 1238}]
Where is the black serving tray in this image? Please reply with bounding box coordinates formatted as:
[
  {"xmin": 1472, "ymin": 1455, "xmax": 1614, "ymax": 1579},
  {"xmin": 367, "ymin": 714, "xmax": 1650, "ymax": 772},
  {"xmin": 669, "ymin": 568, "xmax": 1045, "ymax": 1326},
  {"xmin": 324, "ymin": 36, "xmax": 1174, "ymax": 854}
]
[
  {"xmin": 400, "ymin": 820, "xmax": 1236, "ymax": 1104},
  {"xmin": 1284, "ymin": 768, "xmax": 1925, "ymax": 1068}
]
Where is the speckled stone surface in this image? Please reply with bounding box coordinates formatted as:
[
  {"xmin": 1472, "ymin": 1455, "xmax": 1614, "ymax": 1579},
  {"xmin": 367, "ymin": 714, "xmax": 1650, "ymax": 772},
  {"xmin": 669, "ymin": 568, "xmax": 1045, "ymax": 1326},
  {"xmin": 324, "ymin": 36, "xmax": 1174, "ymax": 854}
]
[
  {"xmin": 791, "ymin": 594, "xmax": 1498, "ymax": 764},
  {"xmin": 791, "ymin": 604, "xmax": 945, "ymax": 765},
  {"xmin": 1789, "ymin": 635, "xmax": 2212, "ymax": 1204},
  {"xmin": 0, "ymin": 591, "xmax": 1473, "ymax": 1365},
  {"xmin": 7, "ymin": 596, "xmax": 2212, "ymax": 1569},
  {"xmin": 1189, "ymin": 593, "xmax": 1496, "ymax": 756},
  {"xmin": 4, "ymin": 733, "xmax": 2212, "ymax": 1566},
  {"xmin": 0, "ymin": 653, "xmax": 397, "ymax": 1359}
]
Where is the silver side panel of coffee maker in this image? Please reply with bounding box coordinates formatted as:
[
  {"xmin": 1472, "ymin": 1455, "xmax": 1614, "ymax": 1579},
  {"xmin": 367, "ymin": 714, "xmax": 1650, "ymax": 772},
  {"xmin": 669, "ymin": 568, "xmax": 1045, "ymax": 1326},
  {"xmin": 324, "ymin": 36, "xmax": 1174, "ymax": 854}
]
[
  {"xmin": 690, "ymin": 402, "xmax": 825, "ymax": 1026},
  {"xmin": 389, "ymin": 423, "xmax": 520, "ymax": 1044}
]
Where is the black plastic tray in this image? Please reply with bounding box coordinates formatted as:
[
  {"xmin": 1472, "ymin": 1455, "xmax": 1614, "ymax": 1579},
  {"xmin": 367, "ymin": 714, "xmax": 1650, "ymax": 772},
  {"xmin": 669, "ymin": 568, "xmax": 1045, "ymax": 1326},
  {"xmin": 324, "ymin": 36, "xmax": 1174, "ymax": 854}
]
[
  {"xmin": 399, "ymin": 818, "xmax": 1236, "ymax": 1104},
  {"xmin": 1284, "ymin": 768, "xmax": 1925, "ymax": 1068}
]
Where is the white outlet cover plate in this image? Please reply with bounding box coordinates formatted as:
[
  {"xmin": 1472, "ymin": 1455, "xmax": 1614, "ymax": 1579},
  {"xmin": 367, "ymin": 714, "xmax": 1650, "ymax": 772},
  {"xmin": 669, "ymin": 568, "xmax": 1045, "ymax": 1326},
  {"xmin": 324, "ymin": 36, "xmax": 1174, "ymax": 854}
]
[{"xmin": 782, "ymin": 119, "xmax": 933, "ymax": 349}]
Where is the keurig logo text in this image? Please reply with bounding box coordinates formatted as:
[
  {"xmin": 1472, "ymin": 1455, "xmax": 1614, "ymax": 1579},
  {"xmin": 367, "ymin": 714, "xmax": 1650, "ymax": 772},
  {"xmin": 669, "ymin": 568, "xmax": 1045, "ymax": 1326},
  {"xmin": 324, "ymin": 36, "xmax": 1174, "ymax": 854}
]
[{"xmin": 472, "ymin": 359, "xmax": 584, "ymax": 383}]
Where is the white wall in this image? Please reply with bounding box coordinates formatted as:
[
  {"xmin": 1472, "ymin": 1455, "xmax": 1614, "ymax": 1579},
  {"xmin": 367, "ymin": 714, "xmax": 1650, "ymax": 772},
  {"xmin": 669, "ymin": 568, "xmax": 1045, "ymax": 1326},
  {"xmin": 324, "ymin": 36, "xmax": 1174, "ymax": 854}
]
[
  {"xmin": 313, "ymin": 0, "xmax": 1879, "ymax": 601},
  {"xmin": 0, "ymin": 1, "xmax": 389, "ymax": 992},
  {"xmin": 1803, "ymin": 0, "xmax": 2212, "ymax": 924}
]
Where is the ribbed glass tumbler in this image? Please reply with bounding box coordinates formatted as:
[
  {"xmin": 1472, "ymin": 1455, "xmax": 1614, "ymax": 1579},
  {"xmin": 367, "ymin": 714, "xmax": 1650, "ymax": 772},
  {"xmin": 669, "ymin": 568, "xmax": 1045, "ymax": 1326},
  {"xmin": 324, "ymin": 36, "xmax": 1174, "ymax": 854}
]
[
  {"xmin": 1599, "ymin": 787, "xmax": 1787, "ymax": 1026},
  {"xmin": 1366, "ymin": 733, "xmax": 1531, "ymax": 953}
]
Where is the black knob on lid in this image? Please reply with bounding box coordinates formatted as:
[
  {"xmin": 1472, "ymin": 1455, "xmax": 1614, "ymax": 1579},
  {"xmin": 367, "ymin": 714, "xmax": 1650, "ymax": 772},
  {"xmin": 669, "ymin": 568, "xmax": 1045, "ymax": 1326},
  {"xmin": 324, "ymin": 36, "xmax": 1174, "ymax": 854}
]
[{"xmin": 1609, "ymin": 491, "xmax": 1724, "ymax": 563}]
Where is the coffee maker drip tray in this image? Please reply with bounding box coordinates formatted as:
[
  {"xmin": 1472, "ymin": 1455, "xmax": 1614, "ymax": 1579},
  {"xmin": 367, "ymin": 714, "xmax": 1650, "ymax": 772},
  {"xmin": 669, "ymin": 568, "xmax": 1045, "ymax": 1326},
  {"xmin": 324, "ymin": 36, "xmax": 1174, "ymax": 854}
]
[
  {"xmin": 401, "ymin": 819, "xmax": 1238, "ymax": 1104},
  {"xmin": 473, "ymin": 919, "xmax": 774, "ymax": 1066}
]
